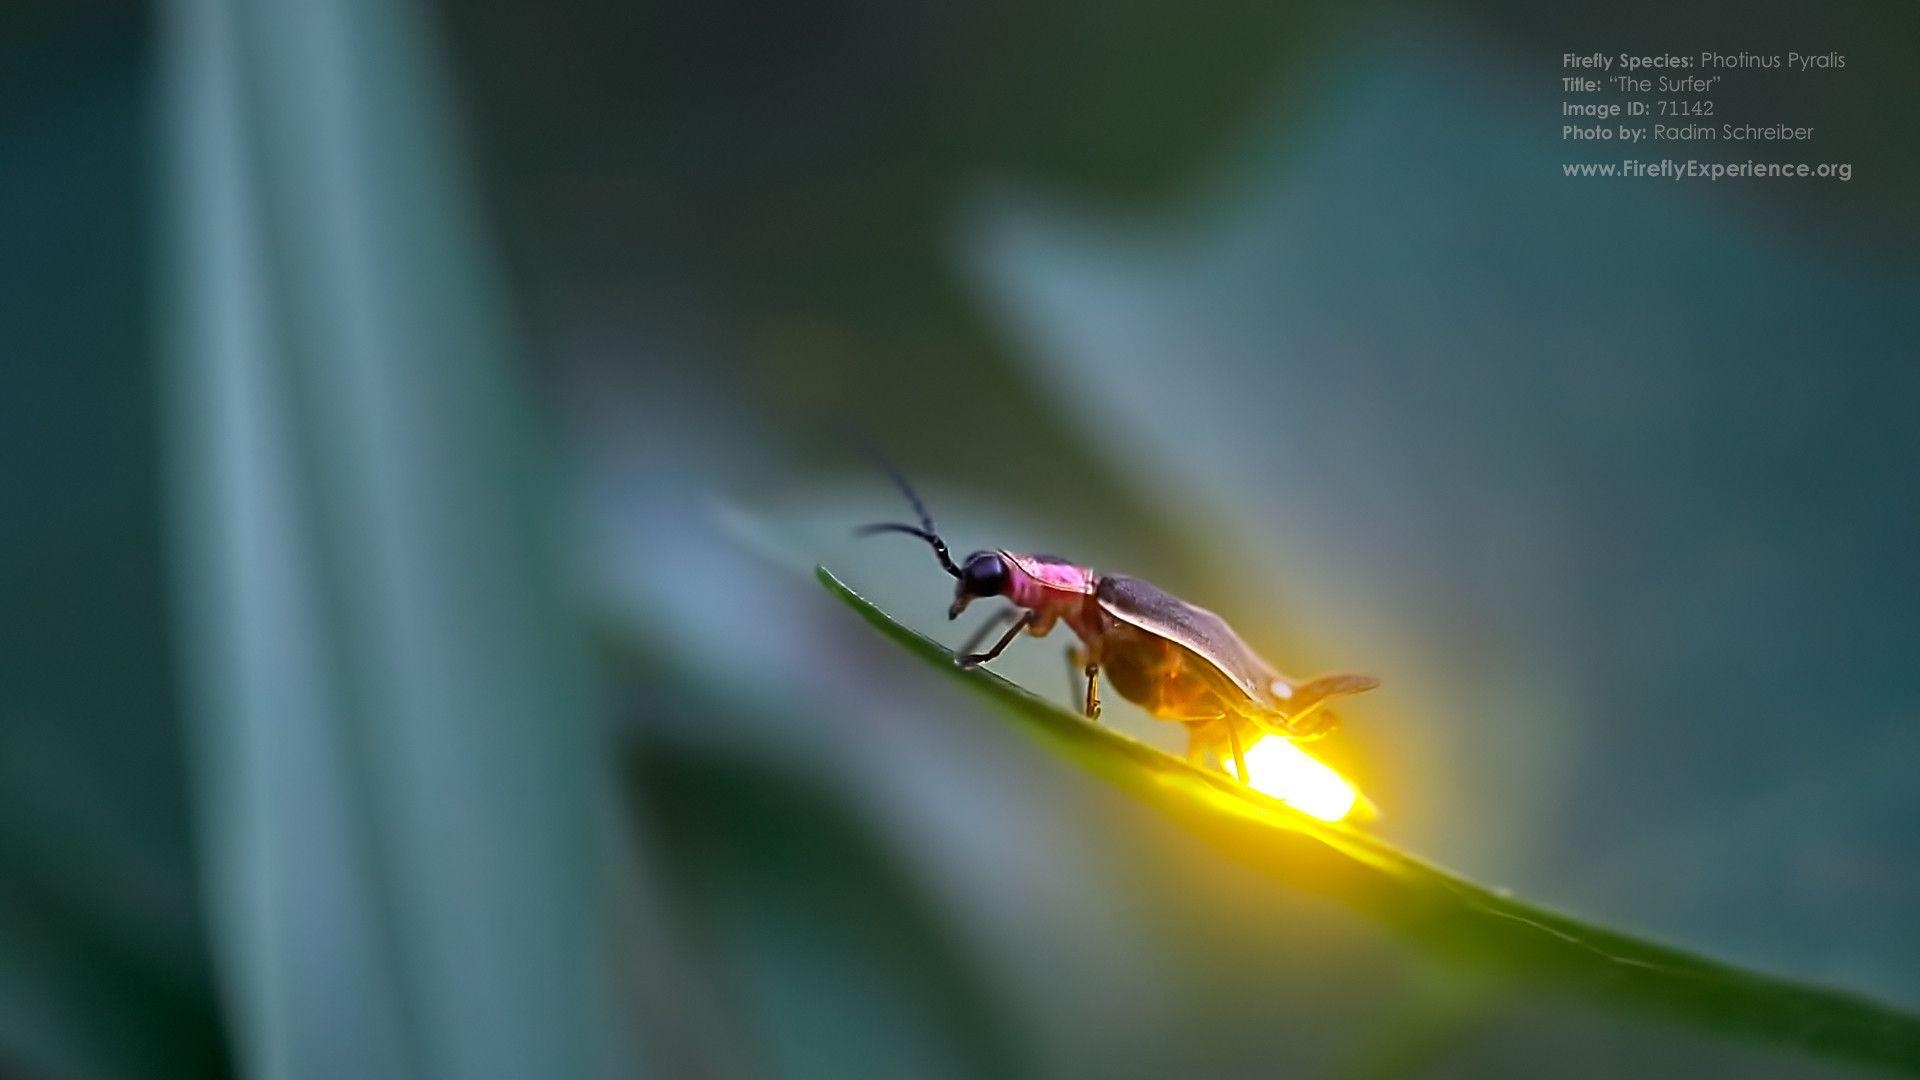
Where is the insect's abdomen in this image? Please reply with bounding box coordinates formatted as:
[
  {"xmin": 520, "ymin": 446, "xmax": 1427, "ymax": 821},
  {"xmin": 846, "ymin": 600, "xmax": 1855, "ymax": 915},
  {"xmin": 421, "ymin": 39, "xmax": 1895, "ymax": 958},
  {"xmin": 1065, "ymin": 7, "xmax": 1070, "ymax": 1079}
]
[
  {"xmin": 1094, "ymin": 575, "xmax": 1290, "ymax": 711},
  {"xmin": 1099, "ymin": 624, "xmax": 1237, "ymax": 721}
]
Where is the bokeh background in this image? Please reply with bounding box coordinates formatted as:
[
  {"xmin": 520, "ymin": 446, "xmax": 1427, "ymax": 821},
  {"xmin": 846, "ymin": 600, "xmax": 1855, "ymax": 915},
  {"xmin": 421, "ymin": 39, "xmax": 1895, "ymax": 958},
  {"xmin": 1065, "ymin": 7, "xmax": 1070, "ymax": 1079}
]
[{"xmin": 4, "ymin": 0, "xmax": 1919, "ymax": 1076}]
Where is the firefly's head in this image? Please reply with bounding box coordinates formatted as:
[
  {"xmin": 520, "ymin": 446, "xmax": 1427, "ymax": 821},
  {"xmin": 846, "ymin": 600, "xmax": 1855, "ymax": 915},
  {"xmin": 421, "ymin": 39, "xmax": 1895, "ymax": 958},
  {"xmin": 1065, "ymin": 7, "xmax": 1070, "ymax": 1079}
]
[
  {"xmin": 856, "ymin": 452, "xmax": 1013, "ymax": 619},
  {"xmin": 948, "ymin": 551, "xmax": 1009, "ymax": 619}
]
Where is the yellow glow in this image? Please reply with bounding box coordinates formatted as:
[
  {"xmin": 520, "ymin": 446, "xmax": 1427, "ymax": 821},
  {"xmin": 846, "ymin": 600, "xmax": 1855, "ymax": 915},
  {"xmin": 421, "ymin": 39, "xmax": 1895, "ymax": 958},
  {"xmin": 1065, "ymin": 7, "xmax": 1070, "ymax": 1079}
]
[{"xmin": 1239, "ymin": 736, "xmax": 1360, "ymax": 822}]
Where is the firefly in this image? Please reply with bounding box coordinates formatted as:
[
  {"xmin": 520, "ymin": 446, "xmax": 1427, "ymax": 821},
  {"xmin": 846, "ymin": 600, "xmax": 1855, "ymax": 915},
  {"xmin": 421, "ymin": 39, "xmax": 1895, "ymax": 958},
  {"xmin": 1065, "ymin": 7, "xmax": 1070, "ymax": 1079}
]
[{"xmin": 859, "ymin": 462, "xmax": 1379, "ymax": 784}]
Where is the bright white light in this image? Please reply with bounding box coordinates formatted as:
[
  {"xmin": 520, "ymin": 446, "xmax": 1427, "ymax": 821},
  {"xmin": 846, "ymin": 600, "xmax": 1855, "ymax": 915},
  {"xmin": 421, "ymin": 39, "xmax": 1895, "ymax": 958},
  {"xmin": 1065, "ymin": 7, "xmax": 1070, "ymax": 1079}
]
[{"xmin": 1240, "ymin": 736, "xmax": 1359, "ymax": 822}]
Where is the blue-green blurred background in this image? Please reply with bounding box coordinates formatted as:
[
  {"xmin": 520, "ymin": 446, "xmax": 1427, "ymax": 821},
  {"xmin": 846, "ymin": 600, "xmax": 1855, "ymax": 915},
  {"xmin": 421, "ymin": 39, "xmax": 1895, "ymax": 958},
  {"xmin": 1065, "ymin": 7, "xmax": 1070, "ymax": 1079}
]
[{"xmin": 4, "ymin": 0, "xmax": 1918, "ymax": 1076}]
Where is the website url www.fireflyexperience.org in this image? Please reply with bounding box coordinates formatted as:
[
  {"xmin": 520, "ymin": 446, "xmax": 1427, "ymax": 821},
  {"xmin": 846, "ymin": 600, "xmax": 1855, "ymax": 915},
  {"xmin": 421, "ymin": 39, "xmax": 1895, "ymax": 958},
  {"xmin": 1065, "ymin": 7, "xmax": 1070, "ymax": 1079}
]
[{"xmin": 1563, "ymin": 159, "xmax": 1854, "ymax": 181}]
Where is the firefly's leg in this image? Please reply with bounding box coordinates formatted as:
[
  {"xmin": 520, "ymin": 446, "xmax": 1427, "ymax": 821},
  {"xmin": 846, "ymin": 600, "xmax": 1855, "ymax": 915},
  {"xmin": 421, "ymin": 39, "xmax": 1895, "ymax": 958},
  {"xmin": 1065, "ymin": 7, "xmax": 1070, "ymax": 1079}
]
[
  {"xmin": 958, "ymin": 606, "xmax": 1020, "ymax": 656},
  {"xmin": 1185, "ymin": 723, "xmax": 1216, "ymax": 766},
  {"xmin": 1183, "ymin": 718, "xmax": 1238, "ymax": 776},
  {"xmin": 958, "ymin": 610, "xmax": 1036, "ymax": 668},
  {"xmin": 1064, "ymin": 647, "xmax": 1082, "ymax": 711},
  {"xmin": 1224, "ymin": 720, "xmax": 1249, "ymax": 783},
  {"xmin": 1065, "ymin": 646, "xmax": 1101, "ymax": 721}
]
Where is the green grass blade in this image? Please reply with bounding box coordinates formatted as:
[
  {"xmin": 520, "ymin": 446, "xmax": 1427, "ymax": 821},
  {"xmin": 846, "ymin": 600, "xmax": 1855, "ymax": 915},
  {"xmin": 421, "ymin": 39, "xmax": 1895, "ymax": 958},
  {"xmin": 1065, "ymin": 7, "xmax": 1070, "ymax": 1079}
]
[
  {"xmin": 160, "ymin": 1, "xmax": 623, "ymax": 1076},
  {"xmin": 819, "ymin": 565, "xmax": 1920, "ymax": 1076}
]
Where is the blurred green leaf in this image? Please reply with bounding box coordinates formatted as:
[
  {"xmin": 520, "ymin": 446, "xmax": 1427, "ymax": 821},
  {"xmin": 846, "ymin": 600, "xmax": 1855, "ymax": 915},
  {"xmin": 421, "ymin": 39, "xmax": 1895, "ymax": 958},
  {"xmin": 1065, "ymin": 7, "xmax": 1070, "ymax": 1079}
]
[
  {"xmin": 160, "ymin": 0, "xmax": 628, "ymax": 1076},
  {"xmin": 623, "ymin": 742, "xmax": 1031, "ymax": 1080},
  {"xmin": 818, "ymin": 566, "xmax": 1920, "ymax": 1077},
  {"xmin": 0, "ymin": 19, "xmax": 230, "ymax": 1079}
]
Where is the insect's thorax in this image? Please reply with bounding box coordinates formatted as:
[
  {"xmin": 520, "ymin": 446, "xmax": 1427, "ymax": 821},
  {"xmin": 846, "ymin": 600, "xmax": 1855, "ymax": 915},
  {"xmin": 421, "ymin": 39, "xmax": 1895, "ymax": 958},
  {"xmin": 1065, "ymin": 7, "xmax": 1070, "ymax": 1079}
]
[{"xmin": 1000, "ymin": 551, "xmax": 1105, "ymax": 639}]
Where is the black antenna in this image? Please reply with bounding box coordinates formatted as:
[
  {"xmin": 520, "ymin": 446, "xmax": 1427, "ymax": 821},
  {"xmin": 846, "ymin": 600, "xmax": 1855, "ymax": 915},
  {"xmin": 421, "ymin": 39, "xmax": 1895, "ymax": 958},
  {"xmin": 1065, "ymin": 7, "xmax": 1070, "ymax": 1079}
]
[{"xmin": 856, "ymin": 447, "xmax": 962, "ymax": 578}]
